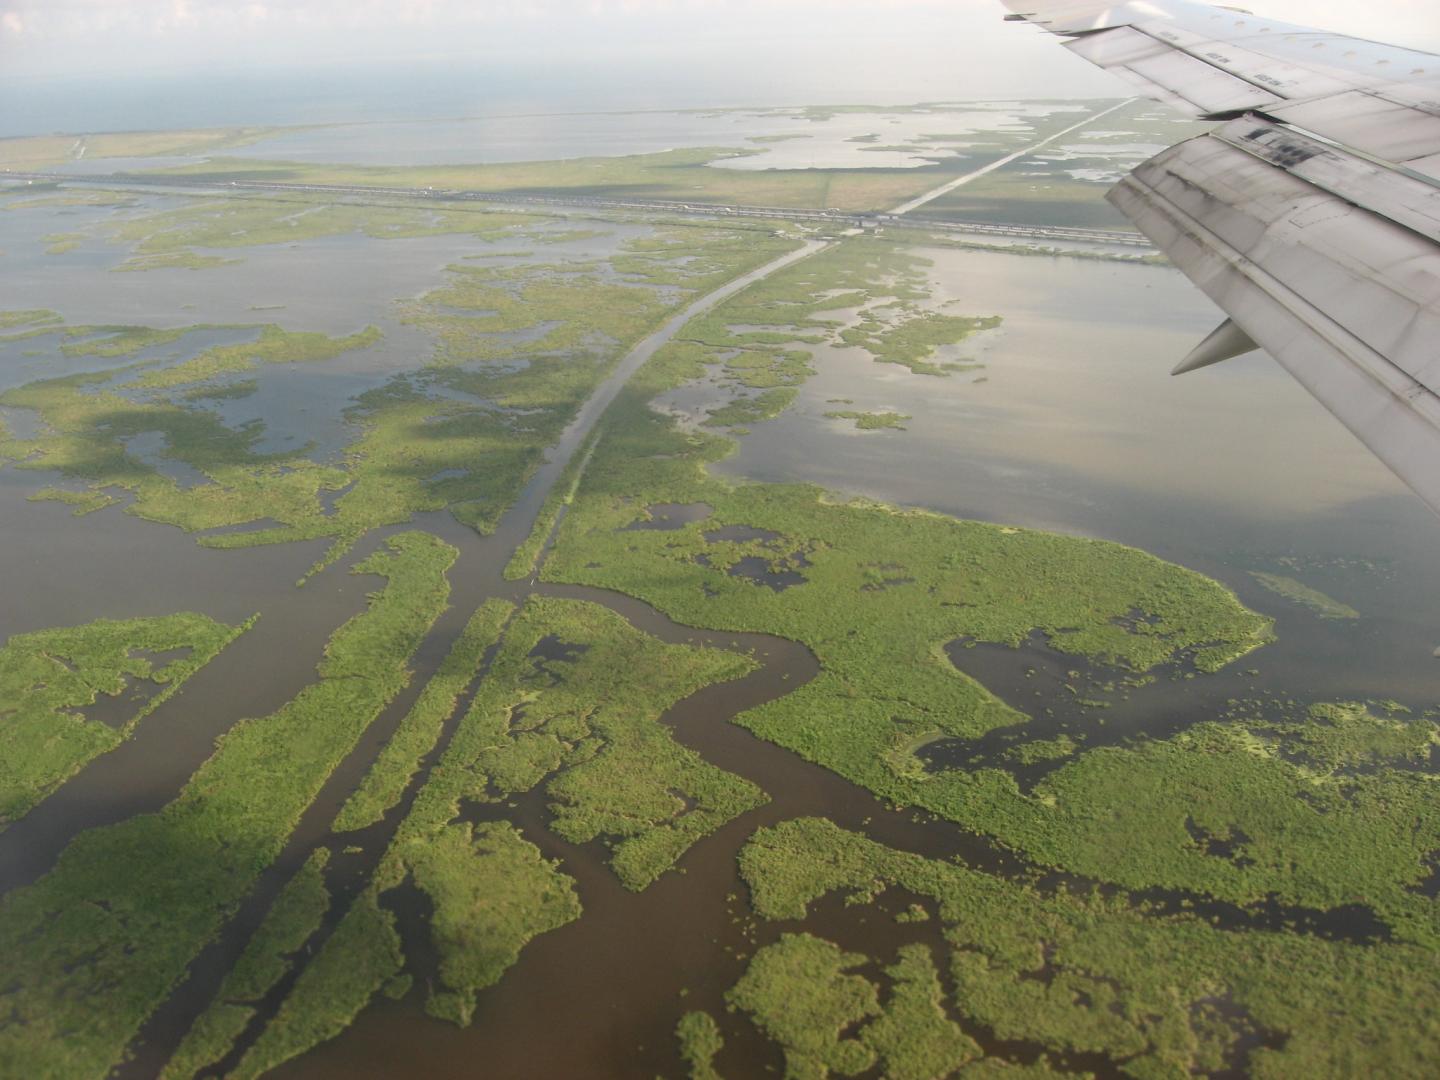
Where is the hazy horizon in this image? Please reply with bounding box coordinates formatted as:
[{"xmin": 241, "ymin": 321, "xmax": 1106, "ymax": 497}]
[{"xmin": 3, "ymin": 0, "xmax": 1437, "ymax": 138}]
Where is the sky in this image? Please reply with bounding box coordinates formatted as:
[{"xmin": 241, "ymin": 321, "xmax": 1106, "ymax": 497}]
[{"xmin": 1, "ymin": 1, "xmax": 1437, "ymax": 133}]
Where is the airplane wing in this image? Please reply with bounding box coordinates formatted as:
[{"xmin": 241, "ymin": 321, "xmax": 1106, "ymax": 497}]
[{"xmin": 1000, "ymin": 0, "xmax": 1440, "ymax": 516}]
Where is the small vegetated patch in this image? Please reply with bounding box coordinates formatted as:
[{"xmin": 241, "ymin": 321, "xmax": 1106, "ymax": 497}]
[
  {"xmin": 676, "ymin": 1010, "xmax": 726, "ymax": 1080},
  {"xmin": 654, "ymin": 239, "xmax": 1000, "ymax": 432},
  {"xmin": 825, "ymin": 409, "xmax": 911, "ymax": 430},
  {"xmin": 1249, "ymin": 571, "xmax": 1360, "ymax": 620},
  {"xmin": 0, "ymin": 309, "xmax": 64, "ymax": 332},
  {"xmin": 839, "ymin": 307, "xmax": 1000, "ymax": 376},
  {"xmin": 113, "ymin": 251, "xmax": 241, "ymax": 273}
]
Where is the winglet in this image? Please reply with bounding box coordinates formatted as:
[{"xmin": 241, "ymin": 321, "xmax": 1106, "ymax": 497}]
[{"xmin": 1172, "ymin": 318, "xmax": 1259, "ymax": 375}]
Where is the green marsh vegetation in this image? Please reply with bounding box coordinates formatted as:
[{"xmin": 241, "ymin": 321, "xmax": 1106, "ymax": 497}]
[
  {"xmin": 393, "ymin": 820, "xmax": 581, "ymax": 1026},
  {"xmin": 333, "ymin": 598, "xmax": 515, "ymax": 832},
  {"xmin": 0, "ymin": 531, "xmax": 454, "ymax": 1078},
  {"xmin": 0, "ymin": 612, "xmax": 251, "ymax": 827},
  {"xmin": 128, "ymin": 324, "xmax": 382, "ymax": 389},
  {"xmin": 977, "ymin": 702, "xmax": 1440, "ymax": 945},
  {"xmin": 536, "ymin": 229, "xmax": 1440, "ymax": 1038},
  {"xmin": 727, "ymin": 931, "xmax": 979, "ymax": 1080},
  {"xmin": 232, "ymin": 815, "xmax": 574, "ymax": 1077},
  {"xmin": 398, "ymin": 595, "xmax": 762, "ymax": 896},
  {"xmin": 0, "ymin": 321, "xmax": 430, "ymax": 574},
  {"xmin": 677, "ymin": 1011, "xmax": 726, "ymax": 1080},
  {"xmin": 143, "ymin": 147, "xmax": 948, "ymax": 213},
  {"xmin": 2, "ymin": 190, "xmax": 139, "ymax": 210},
  {"xmin": 0, "ymin": 309, "xmax": 63, "ymax": 332},
  {"xmin": 735, "ymin": 817, "xmax": 1440, "ymax": 1079},
  {"xmin": 839, "ymin": 307, "xmax": 1001, "ymax": 375},
  {"xmin": 727, "ymin": 932, "xmax": 887, "ymax": 1079},
  {"xmin": 60, "ymin": 324, "xmax": 202, "ymax": 357},
  {"xmin": 1249, "ymin": 571, "xmax": 1360, "ymax": 620},
  {"xmin": 113, "ymin": 251, "xmax": 242, "ymax": 272},
  {"xmin": 109, "ymin": 194, "xmax": 539, "ymax": 255},
  {"xmin": 824, "ymin": 410, "xmax": 911, "ymax": 430},
  {"xmin": 502, "ymin": 429, "xmax": 601, "ymax": 582},
  {"xmin": 230, "ymin": 888, "xmax": 407, "ymax": 1080},
  {"xmin": 42, "ymin": 232, "xmax": 84, "ymax": 254}
]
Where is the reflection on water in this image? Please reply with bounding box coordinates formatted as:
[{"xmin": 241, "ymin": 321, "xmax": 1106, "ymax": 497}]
[
  {"xmin": 717, "ymin": 246, "xmax": 1415, "ymax": 521},
  {"xmin": 709, "ymin": 245, "xmax": 1439, "ymax": 704}
]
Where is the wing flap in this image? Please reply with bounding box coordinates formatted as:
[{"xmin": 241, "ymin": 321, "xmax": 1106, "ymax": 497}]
[
  {"xmin": 1268, "ymin": 89, "xmax": 1440, "ymax": 179},
  {"xmin": 1213, "ymin": 119, "xmax": 1440, "ymax": 245},
  {"xmin": 1110, "ymin": 135, "xmax": 1440, "ymax": 513},
  {"xmin": 1003, "ymin": 0, "xmax": 1440, "ymax": 514},
  {"xmin": 1066, "ymin": 27, "xmax": 1285, "ymax": 115}
]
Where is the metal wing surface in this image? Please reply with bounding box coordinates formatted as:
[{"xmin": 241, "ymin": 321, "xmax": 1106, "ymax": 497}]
[{"xmin": 1000, "ymin": 0, "xmax": 1440, "ymax": 515}]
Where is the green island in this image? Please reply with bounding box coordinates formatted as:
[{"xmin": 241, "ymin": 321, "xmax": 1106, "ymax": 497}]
[
  {"xmin": 824, "ymin": 409, "xmax": 911, "ymax": 430},
  {"xmin": 43, "ymin": 232, "xmax": 84, "ymax": 255},
  {"xmin": 1249, "ymin": 571, "xmax": 1361, "ymax": 620},
  {"xmin": 677, "ymin": 1011, "xmax": 726, "ymax": 1080},
  {"xmin": 0, "ymin": 612, "xmax": 251, "ymax": 827},
  {"xmin": 113, "ymin": 251, "xmax": 243, "ymax": 273},
  {"xmin": 0, "ymin": 531, "xmax": 454, "ymax": 1077}
]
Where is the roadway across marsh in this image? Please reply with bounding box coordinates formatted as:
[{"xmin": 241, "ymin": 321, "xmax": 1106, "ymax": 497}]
[{"xmin": 1, "ymin": 164, "xmax": 1155, "ymax": 248}]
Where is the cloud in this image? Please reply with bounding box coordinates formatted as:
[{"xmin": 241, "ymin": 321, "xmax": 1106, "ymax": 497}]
[
  {"xmin": 3, "ymin": 0, "xmax": 953, "ymax": 36},
  {"xmin": 0, "ymin": 0, "xmax": 1432, "ymax": 87}
]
